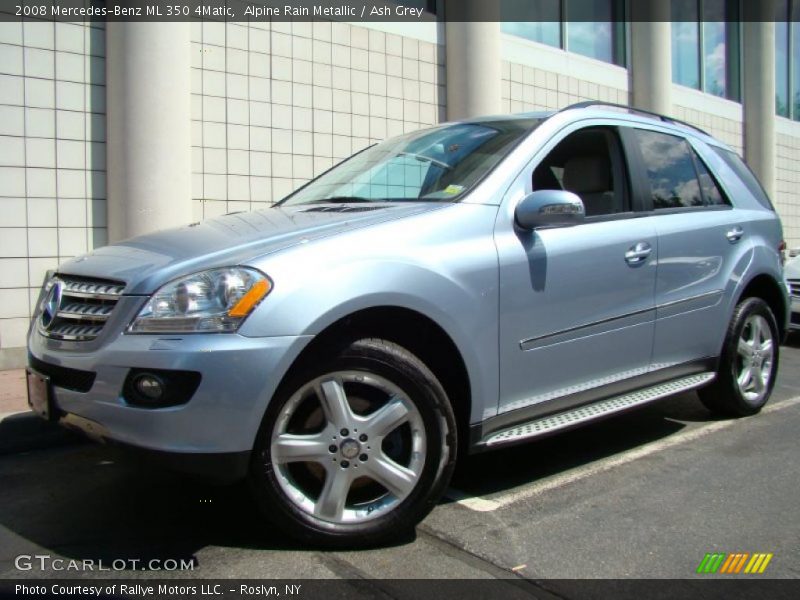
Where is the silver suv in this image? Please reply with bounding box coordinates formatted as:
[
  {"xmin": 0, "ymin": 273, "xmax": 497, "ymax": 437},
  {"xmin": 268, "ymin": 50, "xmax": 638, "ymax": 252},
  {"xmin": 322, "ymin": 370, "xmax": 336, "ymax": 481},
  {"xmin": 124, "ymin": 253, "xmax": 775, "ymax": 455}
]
[{"xmin": 27, "ymin": 103, "xmax": 790, "ymax": 546}]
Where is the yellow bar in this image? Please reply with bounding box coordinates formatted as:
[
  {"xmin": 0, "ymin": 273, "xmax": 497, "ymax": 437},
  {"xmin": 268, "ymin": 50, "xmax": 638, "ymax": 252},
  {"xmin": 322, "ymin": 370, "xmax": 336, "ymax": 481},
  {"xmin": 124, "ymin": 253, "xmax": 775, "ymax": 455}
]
[
  {"xmin": 744, "ymin": 554, "xmax": 760, "ymax": 574},
  {"xmin": 758, "ymin": 554, "xmax": 773, "ymax": 573},
  {"xmin": 748, "ymin": 554, "xmax": 766, "ymax": 574}
]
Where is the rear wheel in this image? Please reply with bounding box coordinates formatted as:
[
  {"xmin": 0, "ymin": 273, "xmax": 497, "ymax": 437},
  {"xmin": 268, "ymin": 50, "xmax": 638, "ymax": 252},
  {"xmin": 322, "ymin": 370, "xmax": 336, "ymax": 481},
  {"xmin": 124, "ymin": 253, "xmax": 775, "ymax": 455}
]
[
  {"xmin": 249, "ymin": 338, "xmax": 456, "ymax": 547},
  {"xmin": 699, "ymin": 297, "xmax": 779, "ymax": 417}
]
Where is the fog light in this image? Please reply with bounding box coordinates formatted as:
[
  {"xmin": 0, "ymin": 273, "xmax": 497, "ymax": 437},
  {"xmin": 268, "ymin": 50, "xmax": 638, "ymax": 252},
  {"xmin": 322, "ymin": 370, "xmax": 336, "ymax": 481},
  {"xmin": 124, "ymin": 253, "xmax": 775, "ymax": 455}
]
[
  {"xmin": 123, "ymin": 368, "xmax": 201, "ymax": 408},
  {"xmin": 133, "ymin": 374, "xmax": 164, "ymax": 401}
]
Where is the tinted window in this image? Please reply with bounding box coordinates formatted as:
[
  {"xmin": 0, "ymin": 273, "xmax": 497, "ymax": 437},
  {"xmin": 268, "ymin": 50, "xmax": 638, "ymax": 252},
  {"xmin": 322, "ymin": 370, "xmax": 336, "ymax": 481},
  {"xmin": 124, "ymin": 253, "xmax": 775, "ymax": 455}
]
[
  {"xmin": 693, "ymin": 152, "xmax": 728, "ymax": 206},
  {"xmin": 711, "ymin": 147, "xmax": 775, "ymax": 210},
  {"xmin": 533, "ymin": 127, "xmax": 628, "ymax": 217},
  {"xmin": 634, "ymin": 130, "xmax": 704, "ymax": 209}
]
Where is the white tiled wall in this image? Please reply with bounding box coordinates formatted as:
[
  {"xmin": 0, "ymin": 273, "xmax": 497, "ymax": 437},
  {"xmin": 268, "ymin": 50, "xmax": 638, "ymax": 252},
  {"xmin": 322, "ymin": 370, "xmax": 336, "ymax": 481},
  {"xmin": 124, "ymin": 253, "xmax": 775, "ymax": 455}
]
[
  {"xmin": 673, "ymin": 105, "xmax": 744, "ymax": 155},
  {"xmin": 0, "ymin": 20, "xmax": 106, "ymax": 350},
  {"xmin": 776, "ymin": 121, "xmax": 800, "ymax": 248},
  {"xmin": 500, "ymin": 60, "xmax": 629, "ymax": 114},
  {"xmin": 190, "ymin": 20, "xmax": 446, "ymax": 221}
]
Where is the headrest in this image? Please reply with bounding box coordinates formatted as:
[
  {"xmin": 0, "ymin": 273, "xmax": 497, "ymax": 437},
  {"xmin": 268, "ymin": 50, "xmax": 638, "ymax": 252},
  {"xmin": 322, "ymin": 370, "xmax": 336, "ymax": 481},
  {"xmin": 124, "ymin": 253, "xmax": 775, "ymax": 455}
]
[{"xmin": 562, "ymin": 155, "xmax": 611, "ymax": 194}]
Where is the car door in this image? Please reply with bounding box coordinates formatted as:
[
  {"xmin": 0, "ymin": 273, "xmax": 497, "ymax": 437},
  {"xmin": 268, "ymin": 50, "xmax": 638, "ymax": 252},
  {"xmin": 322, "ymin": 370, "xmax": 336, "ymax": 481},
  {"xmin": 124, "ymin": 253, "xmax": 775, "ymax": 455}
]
[
  {"xmin": 495, "ymin": 122, "xmax": 657, "ymax": 418},
  {"xmin": 625, "ymin": 127, "xmax": 751, "ymax": 368}
]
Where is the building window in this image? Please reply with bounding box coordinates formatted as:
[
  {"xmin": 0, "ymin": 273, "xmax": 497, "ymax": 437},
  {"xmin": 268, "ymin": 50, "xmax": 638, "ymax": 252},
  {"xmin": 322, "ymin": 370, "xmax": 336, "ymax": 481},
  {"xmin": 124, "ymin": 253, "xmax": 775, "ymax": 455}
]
[
  {"xmin": 670, "ymin": 0, "xmax": 740, "ymax": 101},
  {"xmin": 501, "ymin": 0, "xmax": 626, "ymax": 67},
  {"xmin": 775, "ymin": 0, "xmax": 800, "ymax": 120}
]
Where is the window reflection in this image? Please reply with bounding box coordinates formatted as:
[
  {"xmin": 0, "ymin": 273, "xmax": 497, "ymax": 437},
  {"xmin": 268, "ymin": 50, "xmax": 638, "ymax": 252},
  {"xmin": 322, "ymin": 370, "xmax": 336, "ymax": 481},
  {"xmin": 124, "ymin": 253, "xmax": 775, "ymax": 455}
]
[
  {"xmin": 635, "ymin": 130, "xmax": 704, "ymax": 210},
  {"xmin": 671, "ymin": 0, "xmax": 701, "ymax": 89},
  {"xmin": 776, "ymin": 13, "xmax": 789, "ymax": 117},
  {"xmin": 501, "ymin": 0, "xmax": 624, "ymax": 66},
  {"xmin": 671, "ymin": 0, "xmax": 740, "ymax": 101},
  {"xmin": 501, "ymin": 0, "xmax": 561, "ymax": 47},
  {"xmin": 565, "ymin": 1, "xmax": 615, "ymax": 64},
  {"xmin": 792, "ymin": 15, "xmax": 800, "ymax": 119}
]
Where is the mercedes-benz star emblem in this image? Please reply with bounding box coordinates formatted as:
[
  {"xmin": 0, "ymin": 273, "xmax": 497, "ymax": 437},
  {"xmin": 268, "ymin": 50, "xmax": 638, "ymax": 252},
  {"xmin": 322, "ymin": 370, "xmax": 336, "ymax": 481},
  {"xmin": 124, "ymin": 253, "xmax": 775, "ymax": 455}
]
[{"xmin": 41, "ymin": 280, "xmax": 63, "ymax": 331}]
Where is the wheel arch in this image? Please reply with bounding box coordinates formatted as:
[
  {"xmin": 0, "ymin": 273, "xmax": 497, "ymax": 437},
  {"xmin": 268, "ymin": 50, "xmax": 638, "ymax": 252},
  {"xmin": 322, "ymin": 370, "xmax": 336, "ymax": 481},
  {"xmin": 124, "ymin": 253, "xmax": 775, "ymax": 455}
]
[
  {"xmin": 272, "ymin": 306, "xmax": 474, "ymax": 458},
  {"xmin": 736, "ymin": 273, "xmax": 788, "ymax": 340}
]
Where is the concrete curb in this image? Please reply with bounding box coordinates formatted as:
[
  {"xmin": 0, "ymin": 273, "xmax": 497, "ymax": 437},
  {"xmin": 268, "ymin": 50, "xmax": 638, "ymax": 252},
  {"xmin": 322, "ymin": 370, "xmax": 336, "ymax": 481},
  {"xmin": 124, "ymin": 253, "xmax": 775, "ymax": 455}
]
[{"xmin": 0, "ymin": 411, "xmax": 82, "ymax": 455}]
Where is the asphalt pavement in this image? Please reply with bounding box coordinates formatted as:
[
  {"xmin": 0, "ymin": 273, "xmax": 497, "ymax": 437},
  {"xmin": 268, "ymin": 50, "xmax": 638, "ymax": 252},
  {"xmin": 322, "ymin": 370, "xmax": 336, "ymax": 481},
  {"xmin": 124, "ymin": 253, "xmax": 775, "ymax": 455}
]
[{"xmin": 1, "ymin": 337, "xmax": 799, "ymax": 590}]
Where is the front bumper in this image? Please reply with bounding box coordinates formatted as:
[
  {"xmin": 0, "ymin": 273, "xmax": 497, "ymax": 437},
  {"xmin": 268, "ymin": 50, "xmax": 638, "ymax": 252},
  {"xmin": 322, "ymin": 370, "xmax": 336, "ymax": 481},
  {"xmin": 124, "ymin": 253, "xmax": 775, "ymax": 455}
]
[{"xmin": 28, "ymin": 327, "xmax": 313, "ymax": 459}]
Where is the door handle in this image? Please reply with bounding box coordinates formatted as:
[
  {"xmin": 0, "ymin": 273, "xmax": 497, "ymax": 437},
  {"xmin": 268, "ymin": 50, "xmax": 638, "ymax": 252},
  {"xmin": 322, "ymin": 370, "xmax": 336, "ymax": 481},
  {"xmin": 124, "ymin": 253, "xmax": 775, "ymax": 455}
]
[
  {"xmin": 726, "ymin": 226, "xmax": 744, "ymax": 243},
  {"xmin": 625, "ymin": 242, "xmax": 652, "ymax": 266}
]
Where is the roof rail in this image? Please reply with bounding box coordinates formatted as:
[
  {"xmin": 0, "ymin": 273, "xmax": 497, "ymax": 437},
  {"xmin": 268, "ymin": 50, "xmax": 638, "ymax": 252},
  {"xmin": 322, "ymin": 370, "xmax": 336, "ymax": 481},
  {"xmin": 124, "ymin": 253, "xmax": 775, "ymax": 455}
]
[{"xmin": 559, "ymin": 101, "xmax": 711, "ymax": 137}]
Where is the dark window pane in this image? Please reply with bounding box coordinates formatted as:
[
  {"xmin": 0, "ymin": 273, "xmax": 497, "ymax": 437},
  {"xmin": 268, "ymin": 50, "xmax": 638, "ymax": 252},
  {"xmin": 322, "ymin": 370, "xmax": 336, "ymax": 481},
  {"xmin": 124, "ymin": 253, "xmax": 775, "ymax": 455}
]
[
  {"xmin": 693, "ymin": 151, "xmax": 729, "ymax": 206},
  {"xmin": 776, "ymin": 5, "xmax": 790, "ymax": 116},
  {"xmin": 565, "ymin": 0, "xmax": 619, "ymax": 65},
  {"xmin": 792, "ymin": 1, "xmax": 800, "ymax": 120},
  {"xmin": 634, "ymin": 130, "xmax": 704, "ymax": 210},
  {"xmin": 501, "ymin": 22, "xmax": 561, "ymax": 47},
  {"xmin": 671, "ymin": 1, "xmax": 700, "ymax": 89},
  {"xmin": 702, "ymin": 0, "xmax": 728, "ymax": 97},
  {"xmin": 501, "ymin": 0, "xmax": 561, "ymax": 47}
]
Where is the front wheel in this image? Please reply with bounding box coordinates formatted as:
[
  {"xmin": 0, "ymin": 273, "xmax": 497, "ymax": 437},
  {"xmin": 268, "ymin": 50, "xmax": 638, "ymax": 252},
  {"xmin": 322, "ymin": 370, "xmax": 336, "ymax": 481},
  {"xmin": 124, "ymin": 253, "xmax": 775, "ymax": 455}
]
[
  {"xmin": 699, "ymin": 297, "xmax": 780, "ymax": 417},
  {"xmin": 249, "ymin": 338, "xmax": 457, "ymax": 547}
]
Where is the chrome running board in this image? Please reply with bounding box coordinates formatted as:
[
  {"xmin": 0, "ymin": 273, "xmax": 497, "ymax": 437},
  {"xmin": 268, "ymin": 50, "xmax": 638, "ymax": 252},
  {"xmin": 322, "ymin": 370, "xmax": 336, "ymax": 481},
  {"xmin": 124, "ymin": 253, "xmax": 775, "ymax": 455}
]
[{"xmin": 483, "ymin": 372, "xmax": 716, "ymax": 448}]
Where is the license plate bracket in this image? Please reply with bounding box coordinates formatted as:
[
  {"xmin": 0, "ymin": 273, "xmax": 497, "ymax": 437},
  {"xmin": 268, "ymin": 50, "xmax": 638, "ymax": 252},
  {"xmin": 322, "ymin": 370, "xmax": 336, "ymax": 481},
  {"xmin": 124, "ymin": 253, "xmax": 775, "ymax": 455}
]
[{"xmin": 26, "ymin": 368, "xmax": 55, "ymax": 421}]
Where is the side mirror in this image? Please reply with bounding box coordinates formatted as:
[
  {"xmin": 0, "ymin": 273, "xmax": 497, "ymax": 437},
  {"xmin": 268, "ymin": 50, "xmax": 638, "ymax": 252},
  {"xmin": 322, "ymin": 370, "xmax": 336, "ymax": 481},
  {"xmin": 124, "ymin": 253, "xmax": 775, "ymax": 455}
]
[{"xmin": 515, "ymin": 190, "xmax": 585, "ymax": 230}]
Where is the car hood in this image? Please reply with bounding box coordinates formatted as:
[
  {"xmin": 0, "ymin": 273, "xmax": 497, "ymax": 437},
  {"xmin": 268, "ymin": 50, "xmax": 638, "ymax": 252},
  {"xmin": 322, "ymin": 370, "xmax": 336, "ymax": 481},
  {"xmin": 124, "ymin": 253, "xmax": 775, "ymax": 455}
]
[
  {"xmin": 785, "ymin": 257, "xmax": 800, "ymax": 280},
  {"xmin": 57, "ymin": 203, "xmax": 447, "ymax": 294}
]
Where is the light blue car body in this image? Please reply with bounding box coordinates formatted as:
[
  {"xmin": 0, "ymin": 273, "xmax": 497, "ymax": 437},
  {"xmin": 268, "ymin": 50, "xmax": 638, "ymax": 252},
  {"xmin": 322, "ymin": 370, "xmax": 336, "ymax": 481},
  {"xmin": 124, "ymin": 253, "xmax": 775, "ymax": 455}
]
[{"xmin": 27, "ymin": 108, "xmax": 789, "ymax": 469}]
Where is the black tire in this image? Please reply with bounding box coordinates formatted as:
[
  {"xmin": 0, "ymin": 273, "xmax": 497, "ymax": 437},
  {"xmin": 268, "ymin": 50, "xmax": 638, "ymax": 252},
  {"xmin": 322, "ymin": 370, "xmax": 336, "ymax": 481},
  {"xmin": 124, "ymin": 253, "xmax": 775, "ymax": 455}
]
[
  {"xmin": 249, "ymin": 338, "xmax": 457, "ymax": 548},
  {"xmin": 699, "ymin": 297, "xmax": 780, "ymax": 417}
]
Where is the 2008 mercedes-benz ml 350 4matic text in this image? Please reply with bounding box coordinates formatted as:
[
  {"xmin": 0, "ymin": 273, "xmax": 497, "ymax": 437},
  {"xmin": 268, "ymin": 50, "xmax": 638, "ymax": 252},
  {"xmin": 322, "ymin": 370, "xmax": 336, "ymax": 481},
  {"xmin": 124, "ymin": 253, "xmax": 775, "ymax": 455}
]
[{"xmin": 28, "ymin": 102, "xmax": 791, "ymax": 546}]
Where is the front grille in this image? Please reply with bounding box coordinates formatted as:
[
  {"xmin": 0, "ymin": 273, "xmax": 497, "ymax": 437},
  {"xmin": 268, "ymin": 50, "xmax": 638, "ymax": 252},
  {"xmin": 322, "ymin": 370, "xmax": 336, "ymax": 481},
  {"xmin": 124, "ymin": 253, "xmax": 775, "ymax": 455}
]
[
  {"xmin": 28, "ymin": 354, "xmax": 96, "ymax": 393},
  {"xmin": 39, "ymin": 275, "xmax": 126, "ymax": 342},
  {"xmin": 789, "ymin": 279, "xmax": 800, "ymax": 298}
]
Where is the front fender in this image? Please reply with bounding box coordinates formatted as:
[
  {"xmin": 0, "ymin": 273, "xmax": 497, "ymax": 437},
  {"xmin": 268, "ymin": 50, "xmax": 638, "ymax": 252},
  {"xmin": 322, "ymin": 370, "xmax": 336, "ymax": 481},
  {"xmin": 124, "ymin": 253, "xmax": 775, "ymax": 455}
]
[{"xmin": 239, "ymin": 251, "xmax": 499, "ymax": 424}]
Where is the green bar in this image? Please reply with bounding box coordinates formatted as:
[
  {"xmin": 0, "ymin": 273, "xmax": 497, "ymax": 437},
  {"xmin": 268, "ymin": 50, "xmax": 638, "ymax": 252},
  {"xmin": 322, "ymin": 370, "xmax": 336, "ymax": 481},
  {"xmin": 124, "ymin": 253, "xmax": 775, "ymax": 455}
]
[
  {"xmin": 709, "ymin": 553, "xmax": 727, "ymax": 573},
  {"xmin": 696, "ymin": 553, "xmax": 713, "ymax": 574}
]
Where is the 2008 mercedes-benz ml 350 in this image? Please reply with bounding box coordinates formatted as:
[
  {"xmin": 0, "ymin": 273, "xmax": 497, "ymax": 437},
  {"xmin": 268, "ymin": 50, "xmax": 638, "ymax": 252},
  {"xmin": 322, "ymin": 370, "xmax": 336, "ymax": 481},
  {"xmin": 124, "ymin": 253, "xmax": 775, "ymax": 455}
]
[{"xmin": 28, "ymin": 102, "xmax": 790, "ymax": 546}]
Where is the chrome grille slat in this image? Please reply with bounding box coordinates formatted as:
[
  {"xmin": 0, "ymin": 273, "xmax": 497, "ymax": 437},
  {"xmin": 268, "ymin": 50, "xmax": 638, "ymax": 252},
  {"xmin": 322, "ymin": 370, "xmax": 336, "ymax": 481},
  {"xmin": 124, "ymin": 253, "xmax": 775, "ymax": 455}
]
[
  {"xmin": 788, "ymin": 279, "xmax": 800, "ymax": 298},
  {"xmin": 39, "ymin": 275, "xmax": 125, "ymax": 342}
]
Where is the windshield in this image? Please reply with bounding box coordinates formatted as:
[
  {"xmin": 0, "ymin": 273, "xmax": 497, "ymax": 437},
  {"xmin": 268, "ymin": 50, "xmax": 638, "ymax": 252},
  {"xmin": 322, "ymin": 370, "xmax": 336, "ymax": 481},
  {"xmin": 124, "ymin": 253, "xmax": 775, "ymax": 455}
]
[{"xmin": 280, "ymin": 118, "xmax": 541, "ymax": 206}]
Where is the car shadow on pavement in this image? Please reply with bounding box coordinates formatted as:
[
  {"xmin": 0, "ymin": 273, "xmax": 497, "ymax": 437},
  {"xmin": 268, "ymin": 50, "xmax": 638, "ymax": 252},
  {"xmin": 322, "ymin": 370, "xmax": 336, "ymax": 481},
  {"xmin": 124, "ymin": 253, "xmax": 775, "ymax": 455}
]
[{"xmin": 0, "ymin": 436, "xmax": 419, "ymax": 572}]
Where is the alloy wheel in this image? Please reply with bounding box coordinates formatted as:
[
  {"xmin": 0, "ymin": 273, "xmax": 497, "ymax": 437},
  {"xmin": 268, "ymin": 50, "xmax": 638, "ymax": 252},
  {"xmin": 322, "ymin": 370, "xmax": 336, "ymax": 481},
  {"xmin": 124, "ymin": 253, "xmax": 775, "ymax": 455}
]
[{"xmin": 270, "ymin": 371, "xmax": 427, "ymax": 524}]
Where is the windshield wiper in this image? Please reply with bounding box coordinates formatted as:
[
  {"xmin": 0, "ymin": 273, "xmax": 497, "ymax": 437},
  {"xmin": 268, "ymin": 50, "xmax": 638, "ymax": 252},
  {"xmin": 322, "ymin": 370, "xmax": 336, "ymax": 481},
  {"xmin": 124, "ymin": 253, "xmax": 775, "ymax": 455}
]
[{"xmin": 397, "ymin": 152, "xmax": 452, "ymax": 171}]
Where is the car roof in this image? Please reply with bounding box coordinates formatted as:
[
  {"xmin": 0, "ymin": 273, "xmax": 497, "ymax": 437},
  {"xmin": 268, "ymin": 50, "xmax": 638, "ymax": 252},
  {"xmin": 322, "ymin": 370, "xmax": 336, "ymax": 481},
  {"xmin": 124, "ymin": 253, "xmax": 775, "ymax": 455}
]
[{"xmin": 458, "ymin": 102, "xmax": 722, "ymax": 148}]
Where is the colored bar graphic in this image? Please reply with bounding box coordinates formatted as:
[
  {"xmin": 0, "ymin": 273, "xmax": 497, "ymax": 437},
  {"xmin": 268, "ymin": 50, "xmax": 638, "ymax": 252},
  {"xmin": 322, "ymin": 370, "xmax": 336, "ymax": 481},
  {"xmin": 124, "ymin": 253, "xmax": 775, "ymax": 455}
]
[
  {"xmin": 699, "ymin": 552, "xmax": 773, "ymax": 575},
  {"xmin": 733, "ymin": 553, "xmax": 750, "ymax": 573}
]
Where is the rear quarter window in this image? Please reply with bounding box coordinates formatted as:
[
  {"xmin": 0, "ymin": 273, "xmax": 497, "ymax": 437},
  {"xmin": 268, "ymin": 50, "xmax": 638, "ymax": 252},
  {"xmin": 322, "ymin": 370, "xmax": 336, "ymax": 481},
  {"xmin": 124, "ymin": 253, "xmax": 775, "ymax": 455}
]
[{"xmin": 710, "ymin": 146, "xmax": 775, "ymax": 210}]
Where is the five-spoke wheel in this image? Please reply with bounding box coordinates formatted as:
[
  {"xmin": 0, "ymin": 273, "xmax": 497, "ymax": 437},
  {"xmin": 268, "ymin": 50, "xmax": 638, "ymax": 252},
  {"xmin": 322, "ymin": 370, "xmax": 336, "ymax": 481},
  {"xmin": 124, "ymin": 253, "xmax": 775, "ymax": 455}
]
[
  {"xmin": 271, "ymin": 371, "xmax": 427, "ymax": 524},
  {"xmin": 250, "ymin": 338, "xmax": 456, "ymax": 547},
  {"xmin": 700, "ymin": 297, "xmax": 779, "ymax": 417}
]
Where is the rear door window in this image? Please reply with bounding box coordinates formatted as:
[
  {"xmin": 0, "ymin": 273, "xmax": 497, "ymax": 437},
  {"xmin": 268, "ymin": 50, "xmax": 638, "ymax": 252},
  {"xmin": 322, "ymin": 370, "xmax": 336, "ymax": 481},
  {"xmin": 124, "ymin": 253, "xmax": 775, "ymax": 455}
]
[
  {"xmin": 632, "ymin": 129, "xmax": 731, "ymax": 210},
  {"xmin": 633, "ymin": 129, "xmax": 704, "ymax": 209}
]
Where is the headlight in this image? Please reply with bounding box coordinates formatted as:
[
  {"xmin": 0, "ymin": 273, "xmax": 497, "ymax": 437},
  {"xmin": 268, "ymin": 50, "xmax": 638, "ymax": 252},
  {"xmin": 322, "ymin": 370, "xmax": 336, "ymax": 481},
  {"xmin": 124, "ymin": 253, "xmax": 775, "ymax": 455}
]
[{"xmin": 129, "ymin": 267, "xmax": 271, "ymax": 333}]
